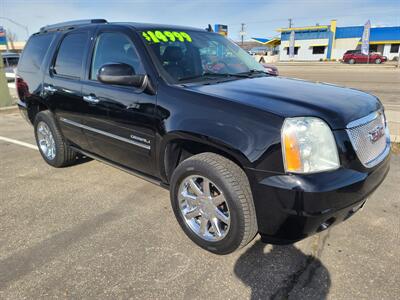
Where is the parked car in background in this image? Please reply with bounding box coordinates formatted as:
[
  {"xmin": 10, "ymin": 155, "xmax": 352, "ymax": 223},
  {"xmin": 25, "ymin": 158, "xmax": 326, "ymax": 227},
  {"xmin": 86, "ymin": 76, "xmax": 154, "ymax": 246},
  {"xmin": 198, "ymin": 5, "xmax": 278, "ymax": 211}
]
[
  {"xmin": 261, "ymin": 63, "xmax": 279, "ymax": 76},
  {"xmin": 2, "ymin": 52, "xmax": 20, "ymax": 81},
  {"xmin": 342, "ymin": 50, "xmax": 387, "ymax": 64},
  {"xmin": 248, "ymin": 46, "xmax": 268, "ymax": 55}
]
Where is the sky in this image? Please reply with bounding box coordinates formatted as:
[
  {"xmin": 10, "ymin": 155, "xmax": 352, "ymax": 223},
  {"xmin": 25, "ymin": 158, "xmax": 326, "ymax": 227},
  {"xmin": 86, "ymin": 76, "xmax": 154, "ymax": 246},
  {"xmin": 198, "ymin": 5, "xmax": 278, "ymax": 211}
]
[{"xmin": 1, "ymin": 0, "xmax": 399, "ymax": 41}]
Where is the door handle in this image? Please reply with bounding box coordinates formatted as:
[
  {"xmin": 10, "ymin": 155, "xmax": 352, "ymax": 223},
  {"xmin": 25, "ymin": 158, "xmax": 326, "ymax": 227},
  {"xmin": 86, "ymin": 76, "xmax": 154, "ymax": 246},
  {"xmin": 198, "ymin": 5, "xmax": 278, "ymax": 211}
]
[
  {"xmin": 43, "ymin": 85, "xmax": 57, "ymax": 94},
  {"xmin": 83, "ymin": 95, "xmax": 99, "ymax": 104}
]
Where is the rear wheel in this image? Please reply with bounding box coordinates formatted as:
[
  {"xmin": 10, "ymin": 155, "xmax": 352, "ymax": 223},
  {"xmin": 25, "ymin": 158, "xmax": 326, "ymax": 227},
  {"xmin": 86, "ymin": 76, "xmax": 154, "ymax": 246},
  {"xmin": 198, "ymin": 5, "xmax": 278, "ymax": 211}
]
[
  {"xmin": 34, "ymin": 111, "xmax": 77, "ymax": 167},
  {"xmin": 349, "ymin": 58, "xmax": 355, "ymax": 64},
  {"xmin": 170, "ymin": 153, "xmax": 258, "ymax": 254}
]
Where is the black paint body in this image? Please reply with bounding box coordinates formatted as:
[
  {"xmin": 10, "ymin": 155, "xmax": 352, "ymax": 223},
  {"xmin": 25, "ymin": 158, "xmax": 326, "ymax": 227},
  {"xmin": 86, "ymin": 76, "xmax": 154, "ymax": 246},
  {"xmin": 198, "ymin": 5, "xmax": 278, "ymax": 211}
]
[{"xmin": 17, "ymin": 22, "xmax": 390, "ymax": 243}]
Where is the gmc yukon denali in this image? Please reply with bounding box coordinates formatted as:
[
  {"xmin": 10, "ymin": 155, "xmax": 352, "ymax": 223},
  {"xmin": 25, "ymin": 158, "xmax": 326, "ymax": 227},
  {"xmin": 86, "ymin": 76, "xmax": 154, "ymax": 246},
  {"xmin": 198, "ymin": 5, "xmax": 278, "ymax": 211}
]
[{"xmin": 17, "ymin": 19, "xmax": 390, "ymax": 254}]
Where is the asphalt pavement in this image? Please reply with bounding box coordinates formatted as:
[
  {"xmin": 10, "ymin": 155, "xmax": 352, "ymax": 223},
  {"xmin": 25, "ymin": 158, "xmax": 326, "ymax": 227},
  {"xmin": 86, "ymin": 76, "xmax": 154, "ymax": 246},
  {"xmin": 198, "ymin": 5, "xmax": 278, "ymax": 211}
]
[{"xmin": 0, "ymin": 111, "xmax": 399, "ymax": 299}]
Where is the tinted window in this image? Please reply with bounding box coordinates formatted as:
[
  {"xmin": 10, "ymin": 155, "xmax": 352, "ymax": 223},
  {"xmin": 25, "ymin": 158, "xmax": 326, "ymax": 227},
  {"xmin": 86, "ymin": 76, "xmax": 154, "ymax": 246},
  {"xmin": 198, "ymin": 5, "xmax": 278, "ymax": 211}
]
[
  {"xmin": 345, "ymin": 50, "xmax": 360, "ymax": 54},
  {"xmin": 390, "ymin": 44, "xmax": 399, "ymax": 53},
  {"xmin": 312, "ymin": 46, "xmax": 325, "ymax": 54},
  {"xmin": 369, "ymin": 45, "xmax": 378, "ymax": 52},
  {"xmin": 286, "ymin": 47, "xmax": 299, "ymax": 55},
  {"xmin": 54, "ymin": 32, "xmax": 88, "ymax": 78},
  {"xmin": 7, "ymin": 57, "xmax": 19, "ymax": 67},
  {"xmin": 140, "ymin": 29, "xmax": 264, "ymax": 83},
  {"xmin": 18, "ymin": 34, "xmax": 54, "ymax": 72},
  {"xmin": 91, "ymin": 32, "xmax": 144, "ymax": 80}
]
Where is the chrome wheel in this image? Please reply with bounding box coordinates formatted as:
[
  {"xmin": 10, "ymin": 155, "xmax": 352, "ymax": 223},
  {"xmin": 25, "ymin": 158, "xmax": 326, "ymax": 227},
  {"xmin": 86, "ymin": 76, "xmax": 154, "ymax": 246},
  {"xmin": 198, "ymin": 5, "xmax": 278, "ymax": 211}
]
[
  {"xmin": 37, "ymin": 121, "xmax": 56, "ymax": 160},
  {"xmin": 178, "ymin": 175, "xmax": 231, "ymax": 242}
]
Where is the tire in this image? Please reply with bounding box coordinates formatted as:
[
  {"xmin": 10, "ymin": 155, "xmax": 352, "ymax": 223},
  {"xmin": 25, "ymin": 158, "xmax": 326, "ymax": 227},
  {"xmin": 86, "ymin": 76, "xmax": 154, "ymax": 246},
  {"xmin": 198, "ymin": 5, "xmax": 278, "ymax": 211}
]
[
  {"xmin": 34, "ymin": 110, "xmax": 77, "ymax": 167},
  {"xmin": 349, "ymin": 58, "xmax": 355, "ymax": 64},
  {"xmin": 375, "ymin": 58, "xmax": 381, "ymax": 64},
  {"xmin": 170, "ymin": 152, "xmax": 258, "ymax": 254}
]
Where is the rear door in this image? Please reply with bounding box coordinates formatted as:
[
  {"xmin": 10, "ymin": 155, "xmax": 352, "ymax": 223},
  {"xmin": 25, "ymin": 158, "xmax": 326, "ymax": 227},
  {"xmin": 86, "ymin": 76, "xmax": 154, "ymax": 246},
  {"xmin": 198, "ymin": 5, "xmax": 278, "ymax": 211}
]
[
  {"xmin": 43, "ymin": 28, "xmax": 94, "ymax": 149},
  {"xmin": 81, "ymin": 27, "xmax": 157, "ymax": 176}
]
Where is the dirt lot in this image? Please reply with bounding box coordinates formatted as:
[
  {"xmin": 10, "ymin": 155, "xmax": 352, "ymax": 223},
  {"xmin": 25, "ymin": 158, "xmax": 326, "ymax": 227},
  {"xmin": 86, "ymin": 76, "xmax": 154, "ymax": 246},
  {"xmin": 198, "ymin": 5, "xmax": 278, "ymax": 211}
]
[{"xmin": 0, "ymin": 64, "xmax": 399, "ymax": 299}]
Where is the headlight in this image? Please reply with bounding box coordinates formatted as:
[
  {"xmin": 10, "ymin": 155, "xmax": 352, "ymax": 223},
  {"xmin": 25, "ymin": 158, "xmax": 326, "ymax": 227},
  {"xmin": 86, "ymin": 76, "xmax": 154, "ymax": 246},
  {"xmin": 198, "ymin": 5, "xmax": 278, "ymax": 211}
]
[{"xmin": 281, "ymin": 117, "xmax": 339, "ymax": 173}]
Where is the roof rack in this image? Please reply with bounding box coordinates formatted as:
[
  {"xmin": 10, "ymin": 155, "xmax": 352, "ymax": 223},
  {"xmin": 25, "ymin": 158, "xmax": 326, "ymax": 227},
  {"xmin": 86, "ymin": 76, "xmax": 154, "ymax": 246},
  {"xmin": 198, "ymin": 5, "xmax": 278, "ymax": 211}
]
[{"xmin": 40, "ymin": 19, "xmax": 107, "ymax": 33}]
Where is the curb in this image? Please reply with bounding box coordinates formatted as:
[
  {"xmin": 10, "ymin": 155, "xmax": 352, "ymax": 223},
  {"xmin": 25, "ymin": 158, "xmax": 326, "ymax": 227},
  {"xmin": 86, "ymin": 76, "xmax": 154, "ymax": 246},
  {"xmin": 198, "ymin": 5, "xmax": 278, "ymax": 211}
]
[{"xmin": 0, "ymin": 105, "xmax": 19, "ymax": 114}]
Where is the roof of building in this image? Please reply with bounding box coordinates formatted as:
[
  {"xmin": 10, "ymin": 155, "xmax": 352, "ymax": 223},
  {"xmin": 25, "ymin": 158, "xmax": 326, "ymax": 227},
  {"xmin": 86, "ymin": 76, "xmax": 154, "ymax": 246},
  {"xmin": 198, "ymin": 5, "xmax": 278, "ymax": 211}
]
[
  {"xmin": 277, "ymin": 25, "xmax": 329, "ymax": 32},
  {"xmin": 251, "ymin": 37, "xmax": 269, "ymax": 43},
  {"xmin": 336, "ymin": 26, "xmax": 400, "ymax": 41},
  {"xmin": 251, "ymin": 37, "xmax": 281, "ymax": 46}
]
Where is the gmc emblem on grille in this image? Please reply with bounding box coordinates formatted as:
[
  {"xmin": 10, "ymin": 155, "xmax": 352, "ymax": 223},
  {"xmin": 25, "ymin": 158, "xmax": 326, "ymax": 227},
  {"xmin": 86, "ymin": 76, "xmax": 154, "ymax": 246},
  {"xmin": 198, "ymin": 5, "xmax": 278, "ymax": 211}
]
[{"xmin": 368, "ymin": 125, "xmax": 385, "ymax": 143}]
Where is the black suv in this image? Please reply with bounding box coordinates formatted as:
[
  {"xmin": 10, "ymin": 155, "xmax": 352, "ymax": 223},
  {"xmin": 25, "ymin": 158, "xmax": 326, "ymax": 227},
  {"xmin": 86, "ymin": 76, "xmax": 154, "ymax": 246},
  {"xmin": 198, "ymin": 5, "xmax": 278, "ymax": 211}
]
[{"xmin": 17, "ymin": 19, "xmax": 390, "ymax": 254}]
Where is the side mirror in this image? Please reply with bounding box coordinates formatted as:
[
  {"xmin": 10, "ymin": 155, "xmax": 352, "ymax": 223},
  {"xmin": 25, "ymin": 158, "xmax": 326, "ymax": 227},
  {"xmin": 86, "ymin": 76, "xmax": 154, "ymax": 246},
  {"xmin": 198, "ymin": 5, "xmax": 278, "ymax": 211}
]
[{"xmin": 98, "ymin": 63, "xmax": 146, "ymax": 88}]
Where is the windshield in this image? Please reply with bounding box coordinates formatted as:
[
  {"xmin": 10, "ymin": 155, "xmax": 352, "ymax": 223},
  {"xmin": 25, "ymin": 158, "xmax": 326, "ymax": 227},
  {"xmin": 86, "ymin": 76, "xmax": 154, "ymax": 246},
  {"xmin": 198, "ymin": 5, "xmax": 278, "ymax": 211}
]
[{"xmin": 140, "ymin": 29, "xmax": 265, "ymax": 83}]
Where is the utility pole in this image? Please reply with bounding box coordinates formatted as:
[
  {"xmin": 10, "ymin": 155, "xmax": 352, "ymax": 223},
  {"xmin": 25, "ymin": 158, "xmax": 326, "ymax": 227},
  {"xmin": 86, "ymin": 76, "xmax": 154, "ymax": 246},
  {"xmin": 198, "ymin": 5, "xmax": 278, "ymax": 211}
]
[
  {"xmin": 240, "ymin": 23, "xmax": 246, "ymax": 46},
  {"xmin": 0, "ymin": 17, "xmax": 29, "ymax": 40},
  {"xmin": 288, "ymin": 18, "xmax": 293, "ymax": 28}
]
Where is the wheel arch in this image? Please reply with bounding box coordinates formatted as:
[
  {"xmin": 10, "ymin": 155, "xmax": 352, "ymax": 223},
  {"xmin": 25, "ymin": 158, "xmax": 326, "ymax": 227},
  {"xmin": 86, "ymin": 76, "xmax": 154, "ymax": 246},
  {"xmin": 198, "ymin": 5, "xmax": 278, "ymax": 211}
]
[
  {"xmin": 159, "ymin": 131, "xmax": 252, "ymax": 183},
  {"xmin": 26, "ymin": 98, "xmax": 50, "ymax": 125}
]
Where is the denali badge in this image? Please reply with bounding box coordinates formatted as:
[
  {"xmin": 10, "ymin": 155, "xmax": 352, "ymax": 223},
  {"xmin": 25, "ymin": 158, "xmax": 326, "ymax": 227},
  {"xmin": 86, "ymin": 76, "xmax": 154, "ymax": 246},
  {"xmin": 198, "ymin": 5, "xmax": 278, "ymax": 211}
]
[
  {"xmin": 130, "ymin": 134, "xmax": 151, "ymax": 144},
  {"xmin": 368, "ymin": 125, "xmax": 385, "ymax": 143}
]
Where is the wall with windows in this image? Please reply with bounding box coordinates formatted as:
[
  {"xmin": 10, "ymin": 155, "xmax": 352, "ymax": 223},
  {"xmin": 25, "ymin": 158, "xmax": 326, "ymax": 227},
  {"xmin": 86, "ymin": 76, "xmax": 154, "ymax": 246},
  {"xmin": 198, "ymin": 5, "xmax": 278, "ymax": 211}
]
[
  {"xmin": 383, "ymin": 43, "xmax": 400, "ymax": 60},
  {"xmin": 279, "ymin": 38, "xmax": 328, "ymax": 60},
  {"xmin": 277, "ymin": 24, "xmax": 400, "ymax": 61}
]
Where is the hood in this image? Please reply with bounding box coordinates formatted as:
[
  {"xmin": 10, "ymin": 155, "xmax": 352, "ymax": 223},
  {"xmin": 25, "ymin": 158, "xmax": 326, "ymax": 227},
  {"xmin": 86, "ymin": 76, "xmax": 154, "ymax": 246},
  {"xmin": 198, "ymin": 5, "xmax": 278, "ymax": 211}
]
[{"xmin": 184, "ymin": 76, "xmax": 382, "ymax": 130}]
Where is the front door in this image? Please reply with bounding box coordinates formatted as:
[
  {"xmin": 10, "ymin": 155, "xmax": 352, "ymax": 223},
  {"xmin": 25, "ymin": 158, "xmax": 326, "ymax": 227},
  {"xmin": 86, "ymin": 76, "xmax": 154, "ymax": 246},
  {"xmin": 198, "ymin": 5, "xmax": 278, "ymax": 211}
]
[{"xmin": 81, "ymin": 28, "xmax": 157, "ymax": 176}]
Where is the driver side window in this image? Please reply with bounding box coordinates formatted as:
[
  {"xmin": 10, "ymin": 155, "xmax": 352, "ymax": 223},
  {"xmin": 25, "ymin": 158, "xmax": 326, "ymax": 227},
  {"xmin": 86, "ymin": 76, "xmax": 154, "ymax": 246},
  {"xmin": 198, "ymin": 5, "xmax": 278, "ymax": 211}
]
[{"xmin": 90, "ymin": 32, "xmax": 144, "ymax": 81}]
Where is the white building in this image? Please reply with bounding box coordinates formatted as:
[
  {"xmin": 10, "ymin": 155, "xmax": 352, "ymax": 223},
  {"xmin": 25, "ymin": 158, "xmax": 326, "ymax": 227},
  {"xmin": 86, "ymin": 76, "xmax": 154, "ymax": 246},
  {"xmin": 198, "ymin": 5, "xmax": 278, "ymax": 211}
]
[{"xmin": 276, "ymin": 20, "xmax": 400, "ymax": 61}]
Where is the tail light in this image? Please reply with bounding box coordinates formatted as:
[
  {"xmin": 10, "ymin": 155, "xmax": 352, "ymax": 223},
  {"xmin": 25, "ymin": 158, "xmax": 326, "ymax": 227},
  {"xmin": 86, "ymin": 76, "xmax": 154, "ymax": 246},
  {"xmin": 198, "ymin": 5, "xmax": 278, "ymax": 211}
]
[{"xmin": 16, "ymin": 75, "xmax": 30, "ymax": 100}]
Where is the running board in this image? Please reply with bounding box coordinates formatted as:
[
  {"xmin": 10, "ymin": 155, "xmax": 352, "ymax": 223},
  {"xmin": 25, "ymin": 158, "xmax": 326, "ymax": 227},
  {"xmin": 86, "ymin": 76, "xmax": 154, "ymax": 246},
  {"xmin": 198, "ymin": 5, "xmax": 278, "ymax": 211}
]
[{"xmin": 70, "ymin": 146, "xmax": 169, "ymax": 190}]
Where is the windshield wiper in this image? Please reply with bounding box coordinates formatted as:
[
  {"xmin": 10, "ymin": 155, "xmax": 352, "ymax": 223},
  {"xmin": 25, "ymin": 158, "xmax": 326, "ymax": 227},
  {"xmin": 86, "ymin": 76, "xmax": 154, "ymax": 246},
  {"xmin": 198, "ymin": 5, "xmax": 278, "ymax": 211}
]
[
  {"xmin": 178, "ymin": 72, "xmax": 250, "ymax": 82},
  {"xmin": 238, "ymin": 69, "xmax": 270, "ymax": 76}
]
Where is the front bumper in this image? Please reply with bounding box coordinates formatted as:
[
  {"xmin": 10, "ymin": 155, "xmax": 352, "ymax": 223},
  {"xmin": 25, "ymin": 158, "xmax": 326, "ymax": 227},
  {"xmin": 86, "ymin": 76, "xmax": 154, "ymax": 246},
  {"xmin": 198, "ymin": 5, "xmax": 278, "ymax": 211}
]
[{"xmin": 248, "ymin": 153, "xmax": 390, "ymax": 244}]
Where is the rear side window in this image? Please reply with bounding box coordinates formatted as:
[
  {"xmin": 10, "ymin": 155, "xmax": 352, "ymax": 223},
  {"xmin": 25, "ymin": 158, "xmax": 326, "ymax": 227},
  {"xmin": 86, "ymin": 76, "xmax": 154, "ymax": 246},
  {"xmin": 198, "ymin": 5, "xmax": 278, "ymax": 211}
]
[
  {"xmin": 18, "ymin": 34, "xmax": 54, "ymax": 72},
  {"xmin": 7, "ymin": 57, "xmax": 19, "ymax": 67},
  {"xmin": 54, "ymin": 32, "xmax": 88, "ymax": 78}
]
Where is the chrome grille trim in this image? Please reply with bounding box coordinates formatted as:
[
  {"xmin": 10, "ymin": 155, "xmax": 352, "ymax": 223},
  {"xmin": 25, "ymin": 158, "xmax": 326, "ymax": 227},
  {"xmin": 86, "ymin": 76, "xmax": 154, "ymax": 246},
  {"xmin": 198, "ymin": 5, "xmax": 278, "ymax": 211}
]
[{"xmin": 346, "ymin": 110, "xmax": 390, "ymax": 168}]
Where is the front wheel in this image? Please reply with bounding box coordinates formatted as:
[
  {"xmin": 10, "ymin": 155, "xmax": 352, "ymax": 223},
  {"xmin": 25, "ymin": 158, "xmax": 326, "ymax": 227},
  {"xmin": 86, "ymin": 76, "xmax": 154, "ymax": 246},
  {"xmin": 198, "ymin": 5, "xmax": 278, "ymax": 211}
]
[
  {"xmin": 375, "ymin": 58, "xmax": 382, "ymax": 64},
  {"xmin": 170, "ymin": 153, "xmax": 258, "ymax": 254},
  {"xmin": 349, "ymin": 58, "xmax": 355, "ymax": 64}
]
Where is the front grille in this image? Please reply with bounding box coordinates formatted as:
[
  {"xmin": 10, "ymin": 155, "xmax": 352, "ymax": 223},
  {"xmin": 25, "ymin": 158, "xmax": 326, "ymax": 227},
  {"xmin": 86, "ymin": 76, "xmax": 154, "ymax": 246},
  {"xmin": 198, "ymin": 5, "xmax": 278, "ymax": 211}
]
[{"xmin": 346, "ymin": 110, "xmax": 389, "ymax": 167}]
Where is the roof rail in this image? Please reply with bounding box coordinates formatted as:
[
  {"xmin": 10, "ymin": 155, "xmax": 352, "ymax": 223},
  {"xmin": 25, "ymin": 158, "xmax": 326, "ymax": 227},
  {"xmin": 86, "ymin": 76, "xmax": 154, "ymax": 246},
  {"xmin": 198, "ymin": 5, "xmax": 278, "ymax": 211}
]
[{"xmin": 40, "ymin": 19, "xmax": 107, "ymax": 33}]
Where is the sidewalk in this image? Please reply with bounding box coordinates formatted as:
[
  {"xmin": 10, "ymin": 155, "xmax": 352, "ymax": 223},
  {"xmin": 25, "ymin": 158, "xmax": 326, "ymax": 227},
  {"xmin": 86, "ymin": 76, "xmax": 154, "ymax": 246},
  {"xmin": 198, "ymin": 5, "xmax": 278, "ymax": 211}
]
[{"xmin": 386, "ymin": 110, "xmax": 400, "ymax": 143}]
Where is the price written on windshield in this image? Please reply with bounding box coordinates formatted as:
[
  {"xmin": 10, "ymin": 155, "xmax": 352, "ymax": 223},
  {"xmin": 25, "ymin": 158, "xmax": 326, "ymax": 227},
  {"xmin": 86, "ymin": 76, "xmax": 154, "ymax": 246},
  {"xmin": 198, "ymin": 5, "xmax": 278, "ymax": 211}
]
[{"xmin": 142, "ymin": 31, "xmax": 192, "ymax": 43}]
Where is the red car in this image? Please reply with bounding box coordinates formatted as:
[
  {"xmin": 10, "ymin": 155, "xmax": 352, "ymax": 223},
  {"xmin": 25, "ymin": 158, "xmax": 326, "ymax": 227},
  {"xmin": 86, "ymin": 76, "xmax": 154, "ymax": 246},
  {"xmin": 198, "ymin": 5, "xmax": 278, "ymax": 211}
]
[{"xmin": 343, "ymin": 50, "xmax": 387, "ymax": 64}]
